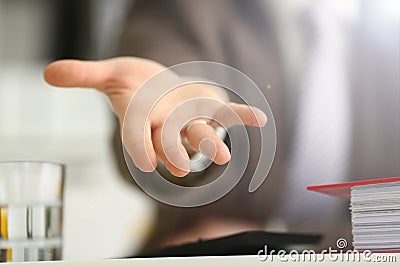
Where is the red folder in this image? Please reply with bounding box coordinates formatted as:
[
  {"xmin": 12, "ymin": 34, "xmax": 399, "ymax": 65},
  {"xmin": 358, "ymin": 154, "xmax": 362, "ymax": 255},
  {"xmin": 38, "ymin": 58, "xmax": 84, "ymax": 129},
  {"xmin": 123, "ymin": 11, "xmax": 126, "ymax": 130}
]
[{"xmin": 307, "ymin": 176, "xmax": 400, "ymax": 199}]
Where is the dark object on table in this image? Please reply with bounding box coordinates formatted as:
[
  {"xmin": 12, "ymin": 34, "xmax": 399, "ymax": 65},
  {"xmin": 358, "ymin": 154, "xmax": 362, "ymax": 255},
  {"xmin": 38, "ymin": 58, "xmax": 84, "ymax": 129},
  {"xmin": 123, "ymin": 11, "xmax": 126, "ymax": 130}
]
[{"xmin": 135, "ymin": 231, "xmax": 322, "ymax": 257}]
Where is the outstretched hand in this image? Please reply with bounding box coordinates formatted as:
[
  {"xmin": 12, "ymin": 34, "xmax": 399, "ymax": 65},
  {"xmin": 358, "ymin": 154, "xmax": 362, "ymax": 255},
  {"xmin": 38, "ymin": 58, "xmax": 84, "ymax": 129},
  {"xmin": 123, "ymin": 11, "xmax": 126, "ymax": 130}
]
[{"xmin": 44, "ymin": 57, "xmax": 267, "ymax": 177}]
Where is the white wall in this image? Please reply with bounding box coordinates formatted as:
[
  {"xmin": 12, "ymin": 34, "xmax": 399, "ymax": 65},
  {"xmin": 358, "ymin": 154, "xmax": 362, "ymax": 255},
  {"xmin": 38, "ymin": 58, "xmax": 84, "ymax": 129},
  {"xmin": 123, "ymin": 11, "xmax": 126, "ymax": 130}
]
[
  {"xmin": 0, "ymin": 0, "xmax": 155, "ymax": 259},
  {"xmin": 0, "ymin": 62, "xmax": 155, "ymax": 260}
]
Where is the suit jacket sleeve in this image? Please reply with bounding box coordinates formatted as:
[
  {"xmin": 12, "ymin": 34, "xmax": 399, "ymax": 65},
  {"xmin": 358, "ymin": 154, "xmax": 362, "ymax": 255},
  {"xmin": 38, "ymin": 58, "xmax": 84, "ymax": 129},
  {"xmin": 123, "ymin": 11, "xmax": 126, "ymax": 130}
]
[
  {"xmin": 116, "ymin": 0, "xmax": 205, "ymax": 64},
  {"xmin": 113, "ymin": 0, "xmax": 225, "ymax": 187}
]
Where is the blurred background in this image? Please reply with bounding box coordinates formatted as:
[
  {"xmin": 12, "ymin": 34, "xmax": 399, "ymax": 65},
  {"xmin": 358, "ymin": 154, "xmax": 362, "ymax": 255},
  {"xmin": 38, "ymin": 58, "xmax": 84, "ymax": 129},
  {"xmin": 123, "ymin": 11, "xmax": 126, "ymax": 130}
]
[
  {"xmin": 0, "ymin": 0, "xmax": 399, "ymax": 261},
  {"xmin": 0, "ymin": 0, "xmax": 154, "ymax": 260}
]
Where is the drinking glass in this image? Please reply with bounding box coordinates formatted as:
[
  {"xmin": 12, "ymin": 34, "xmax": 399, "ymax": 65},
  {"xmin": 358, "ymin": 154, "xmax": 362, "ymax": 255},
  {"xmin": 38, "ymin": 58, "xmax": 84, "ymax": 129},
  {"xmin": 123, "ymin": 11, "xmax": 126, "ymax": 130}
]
[{"xmin": 0, "ymin": 161, "xmax": 64, "ymax": 262}]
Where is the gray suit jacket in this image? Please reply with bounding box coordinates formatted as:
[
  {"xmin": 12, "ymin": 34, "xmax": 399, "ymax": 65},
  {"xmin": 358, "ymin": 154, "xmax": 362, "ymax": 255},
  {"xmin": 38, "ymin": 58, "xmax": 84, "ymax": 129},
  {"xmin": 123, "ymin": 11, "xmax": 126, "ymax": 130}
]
[{"xmin": 113, "ymin": 0, "xmax": 400, "ymax": 251}]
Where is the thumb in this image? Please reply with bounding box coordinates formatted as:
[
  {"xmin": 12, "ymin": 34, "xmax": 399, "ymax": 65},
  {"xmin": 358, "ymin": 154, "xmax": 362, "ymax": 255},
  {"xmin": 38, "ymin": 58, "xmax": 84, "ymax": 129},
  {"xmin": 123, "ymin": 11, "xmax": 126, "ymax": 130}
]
[
  {"xmin": 43, "ymin": 57, "xmax": 168, "ymax": 121},
  {"xmin": 43, "ymin": 59, "xmax": 115, "ymax": 90},
  {"xmin": 43, "ymin": 59, "xmax": 133, "ymax": 122}
]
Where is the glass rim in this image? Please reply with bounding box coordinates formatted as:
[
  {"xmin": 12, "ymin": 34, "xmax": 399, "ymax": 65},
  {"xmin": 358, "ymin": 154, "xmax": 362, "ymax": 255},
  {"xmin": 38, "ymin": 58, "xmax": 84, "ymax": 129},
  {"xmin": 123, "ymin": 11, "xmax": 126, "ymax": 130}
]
[{"xmin": 0, "ymin": 160, "xmax": 65, "ymax": 169}]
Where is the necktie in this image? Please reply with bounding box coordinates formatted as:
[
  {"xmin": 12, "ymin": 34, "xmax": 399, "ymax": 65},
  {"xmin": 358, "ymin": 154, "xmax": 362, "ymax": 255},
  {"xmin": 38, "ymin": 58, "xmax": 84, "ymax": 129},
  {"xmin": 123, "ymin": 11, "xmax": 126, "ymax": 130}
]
[{"xmin": 278, "ymin": 1, "xmax": 352, "ymax": 232}]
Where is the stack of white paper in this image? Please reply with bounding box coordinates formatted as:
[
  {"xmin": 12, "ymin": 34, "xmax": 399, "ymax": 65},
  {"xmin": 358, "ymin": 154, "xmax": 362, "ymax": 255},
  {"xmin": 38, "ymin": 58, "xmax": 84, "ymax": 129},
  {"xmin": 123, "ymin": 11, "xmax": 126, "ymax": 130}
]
[{"xmin": 350, "ymin": 181, "xmax": 400, "ymax": 252}]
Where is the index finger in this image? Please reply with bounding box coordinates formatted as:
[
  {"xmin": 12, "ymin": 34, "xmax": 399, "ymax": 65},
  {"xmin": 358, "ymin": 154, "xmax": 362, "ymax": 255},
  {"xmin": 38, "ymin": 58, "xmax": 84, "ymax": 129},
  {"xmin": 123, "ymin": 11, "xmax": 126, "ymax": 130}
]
[{"xmin": 213, "ymin": 103, "xmax": 268, "ymax": 128}]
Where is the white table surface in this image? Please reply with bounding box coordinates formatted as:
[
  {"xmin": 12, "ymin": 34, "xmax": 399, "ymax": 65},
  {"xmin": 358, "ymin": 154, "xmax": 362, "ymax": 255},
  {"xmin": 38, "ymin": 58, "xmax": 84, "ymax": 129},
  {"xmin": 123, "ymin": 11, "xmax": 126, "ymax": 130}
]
[{"xmin": 3, "ymin": 254, "xmax": 399, "ymax": 267}]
